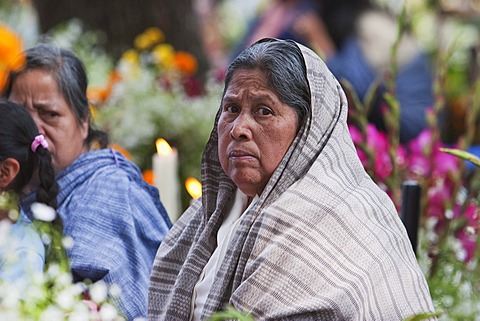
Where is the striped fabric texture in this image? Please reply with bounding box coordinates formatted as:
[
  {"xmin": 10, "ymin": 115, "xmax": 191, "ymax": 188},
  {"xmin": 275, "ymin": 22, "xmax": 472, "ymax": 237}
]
[
  {"xmin": 28, "ymin": 148, "xmax": 172, "ymax": 320},
  {"xmin": 148, "ymin": 39, "xmax": 436, "ymax": 321}
]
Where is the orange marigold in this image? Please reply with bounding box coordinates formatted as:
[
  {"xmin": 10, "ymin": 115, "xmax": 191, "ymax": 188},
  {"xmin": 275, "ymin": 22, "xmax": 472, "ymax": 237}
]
[
  {"xmin": 87, "ymin": 71, "xmax": 121, "ymax": 104},
  {"xmin": 142, "ymin": 169, "xmax": 154, "ymax": 185},
  {"xmin": 87, "ymin": 87, "xmax": 109, "ymax": 104},
  {"xmin": 110, "ymin": 144, "xmax": 132, "ymax": 160},
  {"xmin": 174, "ymin": 51, "xmax": 198, "ymax": 76},
  {"xmin": 0, "ymin": 24, "xmax": 25, "ymax": 91}
]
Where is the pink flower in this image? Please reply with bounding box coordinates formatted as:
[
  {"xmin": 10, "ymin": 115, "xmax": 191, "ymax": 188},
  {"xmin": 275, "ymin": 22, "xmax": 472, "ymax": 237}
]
[
  {"xmin": 374, "ymin": 151, "xmax": 392, "ymax": 181},
  {"xmin": 432, "ymin": 147, "xmax": 460, "ymax": 177},
  {"xmin": 408, "ymin": 154, "xmax": 431, "ymax": 178},
  {"xmin": 408, "ymin": 129, "xmax": 432, "ymax": 155},
  {"xmin": 456, "ymin": 204, "xmax": 479, "ymax": 262},
  {"xmin": 366, "ymin": 124, "xmax": 388, "ymax": 151},
  {"xmin": 426, "ymin": 179, "xmax": 453, "ymax": 218},
  {"xmin": 348, "ymin": 125, "xmax": 367, "ymax": 165},
  {"xmin": 348, "ymin": 125, "xmax": 362, "ymax": 144}
]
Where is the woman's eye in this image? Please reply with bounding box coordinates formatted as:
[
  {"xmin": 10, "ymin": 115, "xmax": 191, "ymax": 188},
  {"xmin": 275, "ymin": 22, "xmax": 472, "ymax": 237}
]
[
  {"xmin": 257, "ymin": 107, "xmax": 273, "ymax": 116},
  {"xmin": 40, "ymin": 110, "xmax": 59, "ymax": 118},
  {"xmin": 225, "ymin": 105, "xmax": 240, "ymax": 113}
]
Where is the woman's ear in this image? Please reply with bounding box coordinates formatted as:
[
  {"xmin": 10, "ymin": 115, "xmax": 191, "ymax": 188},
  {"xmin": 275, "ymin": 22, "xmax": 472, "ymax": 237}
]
[{"xmin": 0, "ymin": 158, "xmax": 20, "ymax": 189}]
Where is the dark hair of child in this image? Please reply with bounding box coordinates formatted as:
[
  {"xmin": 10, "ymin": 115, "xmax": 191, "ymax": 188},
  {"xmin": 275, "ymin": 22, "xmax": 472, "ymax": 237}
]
[{"xmin": 0, "ymin": 98, "xmax": 59, "ymax": 210}]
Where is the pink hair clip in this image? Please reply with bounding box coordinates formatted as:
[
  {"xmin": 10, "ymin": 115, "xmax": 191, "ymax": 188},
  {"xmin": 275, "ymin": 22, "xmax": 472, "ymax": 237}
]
[{"xmin": 31, "ymin": 135, "xmax": 49, "ymax": 153}]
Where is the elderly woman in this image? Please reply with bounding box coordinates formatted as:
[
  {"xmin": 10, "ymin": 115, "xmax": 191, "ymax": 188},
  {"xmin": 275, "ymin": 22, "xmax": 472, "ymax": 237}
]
[
  {"xmin": 148, "ymin": 39, "xmax": 436, "ymax": 320},
  {"xmin": 4, "ymin": 44, "xmax": 172, "ymax": 320}
]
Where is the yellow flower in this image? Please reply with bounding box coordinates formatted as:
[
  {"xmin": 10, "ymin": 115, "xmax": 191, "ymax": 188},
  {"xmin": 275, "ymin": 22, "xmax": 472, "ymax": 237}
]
[
  {"xmin": 0, "ymin": 24, "xmax": 25, "ymax": 91},
  {"xmin": 121, "ymin": 49, "xmax": 139, "ymax": 64},
  {"xmin": 174, "ymin": 51, "xmax": 198, "ymax": 76},
  {"xmin": 89, "ymin": 103, "xmax": 98, "ymax": 119},
  {"xmin": 134, "ymin": 27, "xmax": 164, "ymax": 50},
  {"xmin": 152, "ymin": 44, "xmax": 175, "ymax": 69}
]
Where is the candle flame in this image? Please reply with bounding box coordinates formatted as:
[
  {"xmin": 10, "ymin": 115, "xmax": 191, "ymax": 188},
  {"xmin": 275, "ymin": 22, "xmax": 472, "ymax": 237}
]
[
  {"xmin": 156, "ymin": 138, "xmax": 172, "ymax": 156},
  {"xmin": 185, "ymin": 177, "xmax": 202, "ymax": 199}
]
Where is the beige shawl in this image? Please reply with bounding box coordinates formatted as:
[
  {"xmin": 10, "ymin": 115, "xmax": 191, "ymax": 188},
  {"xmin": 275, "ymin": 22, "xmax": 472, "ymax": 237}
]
[{"xmin": 148, "ymin": 40, "xmax": 435, "ymax": 320}]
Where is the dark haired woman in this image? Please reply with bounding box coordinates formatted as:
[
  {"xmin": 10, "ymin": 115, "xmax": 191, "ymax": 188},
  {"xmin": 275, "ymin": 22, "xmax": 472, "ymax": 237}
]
[
  {"xmin": 5, "ymin": 44, "xmax": 172, "ymax": 320},
  {"xmin": 149, "ymin": 39, "xmax": 436, "ymax": 320}
]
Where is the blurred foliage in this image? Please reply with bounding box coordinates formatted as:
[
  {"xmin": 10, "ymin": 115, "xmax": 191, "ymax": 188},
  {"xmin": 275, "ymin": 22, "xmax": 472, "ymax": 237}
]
[{"xmin": 346, "ymin": 2, "xmax": 480, "ymax": 320}]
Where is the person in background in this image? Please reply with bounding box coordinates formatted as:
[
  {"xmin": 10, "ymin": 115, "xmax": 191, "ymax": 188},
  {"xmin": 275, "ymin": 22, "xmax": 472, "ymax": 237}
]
[
  {"xmin": 316, "ymin": 0, "xmax": 434, "ymax": 143},
  {"xmin": 231, "ymin": 0, "xmax": 434, "ymax": 143},
  {"xmin": 0, "ymin": 98, "xmax": 59, "ymax": 287},
  {"xmin": 230, "ymin": 0, "xmax": 335, "ymax": 59},
  {"xmin": 3, "ymin": 44, "xmax": 172, "ymax": 321},
  {"xmin": 148, "ymin": 39, "xmax": 436, "ymax": 320}
]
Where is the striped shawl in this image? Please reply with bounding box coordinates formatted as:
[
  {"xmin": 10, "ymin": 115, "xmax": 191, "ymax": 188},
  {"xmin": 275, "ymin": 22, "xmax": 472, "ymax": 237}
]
[{"xmin": 148, "ymin": 40, "xmax": 435, "ymax": 320}]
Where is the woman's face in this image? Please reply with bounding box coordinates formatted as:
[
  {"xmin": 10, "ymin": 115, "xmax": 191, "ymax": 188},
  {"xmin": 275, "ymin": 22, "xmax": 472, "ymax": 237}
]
[
  {"xmin": 9, "ymin": 69, "xmax": 88, "ymax": 171},
  {"xmin": 218, "ymin": 68, "xmax": 299, "ymax": 196}
]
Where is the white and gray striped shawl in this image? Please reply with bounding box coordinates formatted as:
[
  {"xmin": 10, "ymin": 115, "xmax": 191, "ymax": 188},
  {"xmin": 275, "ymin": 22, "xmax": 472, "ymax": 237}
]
[{"xmin": 148, "ymin": 40, "xmax": 435, "ymax": 320}]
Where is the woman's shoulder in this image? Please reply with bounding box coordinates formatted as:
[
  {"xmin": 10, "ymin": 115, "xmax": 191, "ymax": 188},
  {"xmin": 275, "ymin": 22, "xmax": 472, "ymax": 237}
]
[
  {"xmin": 60, "ymin": 149, "xmax": 142, "ymax": 186},
  {"xmin": 56, "ymin": 152, "xmax": 147, "ymax": 214}
]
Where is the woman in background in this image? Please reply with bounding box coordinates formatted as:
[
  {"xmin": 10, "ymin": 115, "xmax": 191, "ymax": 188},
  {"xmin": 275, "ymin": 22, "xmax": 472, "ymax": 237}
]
[{"xmin": 4, "ymin": 44, "xmax": 172, "ymax": 321}]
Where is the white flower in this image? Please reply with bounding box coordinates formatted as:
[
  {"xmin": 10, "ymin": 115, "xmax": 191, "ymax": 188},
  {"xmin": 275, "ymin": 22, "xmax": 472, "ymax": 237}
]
[
  {"xmin": 68, "ymin": 301, "xmax": 92, "ymax": 321},
  {"xmin": 0, "ymin": 311, "xmax": 22, "ymax": 320},
  {"xmin": 63, "ymin": 235, "xmax": 75, "ymax": 249},
  {"xmin": 99, "ymin": 302, "xmax": 119, "ymax": 321},
  {"xmin": 90, "ymin": 281, "xmax": 108, "ymax": 303},
  {"xmin": 46, "ymin": 263, "xmax": 62, "ymax": 278},
  {"xmin": 55, "ymin": 271, "xmax": 74, "ymax": 287},
  {"xmin": 22, "ymin": 281, "xmax": 47, "ymax": 303},
  {"xmin": 55, "ymin": 288, "xmax": 76, "ymax": 310},
  {"xmin": 40, "ymin": 233, "xmax": 52, "ymax": 246},
  {"xmin": 0, "ymin": 283, "xmax": 22, "ymax": 307},
  {"xmin": 39, "ymin": 306, "xmax": 64, "ymax": 321},
  {"xmin": 71, "ymin": 282, "xmax": 87, "ymax": 296},
  {"xmin": 31, "ymin": 202, "xmax": 56, "ymax": 222}
]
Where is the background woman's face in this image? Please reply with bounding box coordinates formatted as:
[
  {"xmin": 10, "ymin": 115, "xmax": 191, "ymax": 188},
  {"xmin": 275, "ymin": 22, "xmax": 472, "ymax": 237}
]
[
  {"xmin": 9, "ymin": 69, "xmax": 88, "ymax": 171},
  {"xmin": 218, "ymin": 68, "xmax": 299, "ymax": 196}
]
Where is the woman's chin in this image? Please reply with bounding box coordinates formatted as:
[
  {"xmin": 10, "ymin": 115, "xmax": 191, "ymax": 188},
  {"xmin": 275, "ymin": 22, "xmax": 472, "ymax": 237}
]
[{"xmin": 231, "ymin": 174, "xmax": 264, "ymax": 197}]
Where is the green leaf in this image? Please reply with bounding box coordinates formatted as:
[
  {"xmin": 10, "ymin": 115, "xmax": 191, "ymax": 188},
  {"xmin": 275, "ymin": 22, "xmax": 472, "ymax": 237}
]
[
  {"xmin": 402, "ymin": 310, "xmax": 443, "ymax": 321},
  {"xmin": 208, "ymin": 306, "xmax": 256, "ymax": 321},
  {"xmin": 439, "ymin": 147, "xmax": 480, "ymax": 167}
]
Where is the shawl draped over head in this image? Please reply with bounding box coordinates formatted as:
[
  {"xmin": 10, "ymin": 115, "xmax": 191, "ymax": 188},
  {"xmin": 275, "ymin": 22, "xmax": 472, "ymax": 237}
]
[
  {"xmin": 23, "ymin": 148, "xmax": 172, "ymax": 321},
  {"xmin": 148, "ymin": 39, "xmax": 435, "ymax": 320}
]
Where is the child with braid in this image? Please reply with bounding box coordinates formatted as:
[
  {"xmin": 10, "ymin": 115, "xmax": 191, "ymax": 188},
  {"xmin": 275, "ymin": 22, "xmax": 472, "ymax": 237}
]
[{"xmin": 0, "ymin": 98, "xmax": 60, "ymax": 285}]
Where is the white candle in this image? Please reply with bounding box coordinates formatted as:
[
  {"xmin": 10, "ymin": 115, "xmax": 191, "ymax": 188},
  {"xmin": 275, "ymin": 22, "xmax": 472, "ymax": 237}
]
[{"xmin": 152, "ymin": 138, "xmax": 181, "ymax": 222}]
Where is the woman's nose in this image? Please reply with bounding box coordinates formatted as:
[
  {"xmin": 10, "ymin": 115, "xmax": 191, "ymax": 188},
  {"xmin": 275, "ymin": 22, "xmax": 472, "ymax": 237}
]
[{"xmin": 230, "ymin": 114, "xmax": 252, "ymax": 140}]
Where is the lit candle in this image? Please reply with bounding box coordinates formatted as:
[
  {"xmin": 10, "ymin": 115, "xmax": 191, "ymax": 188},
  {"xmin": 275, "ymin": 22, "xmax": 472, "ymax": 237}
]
[
  {"xmin": 185, "ymin": 177, "xmax": 202, "ymax": 204},
  {"xmin": 152, "ymin": 138, "xmax": 181, "ymax": 222}
]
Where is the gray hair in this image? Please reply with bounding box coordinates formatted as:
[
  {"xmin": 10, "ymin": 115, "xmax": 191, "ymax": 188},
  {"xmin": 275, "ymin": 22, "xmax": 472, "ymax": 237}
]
[
  {"xmin": 5, "ymin": 44, "xmax": 108, "ymax": 148},
  {"xmin": 223, "ymin": 39, "xmax": 311, "ymax": 128}
]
